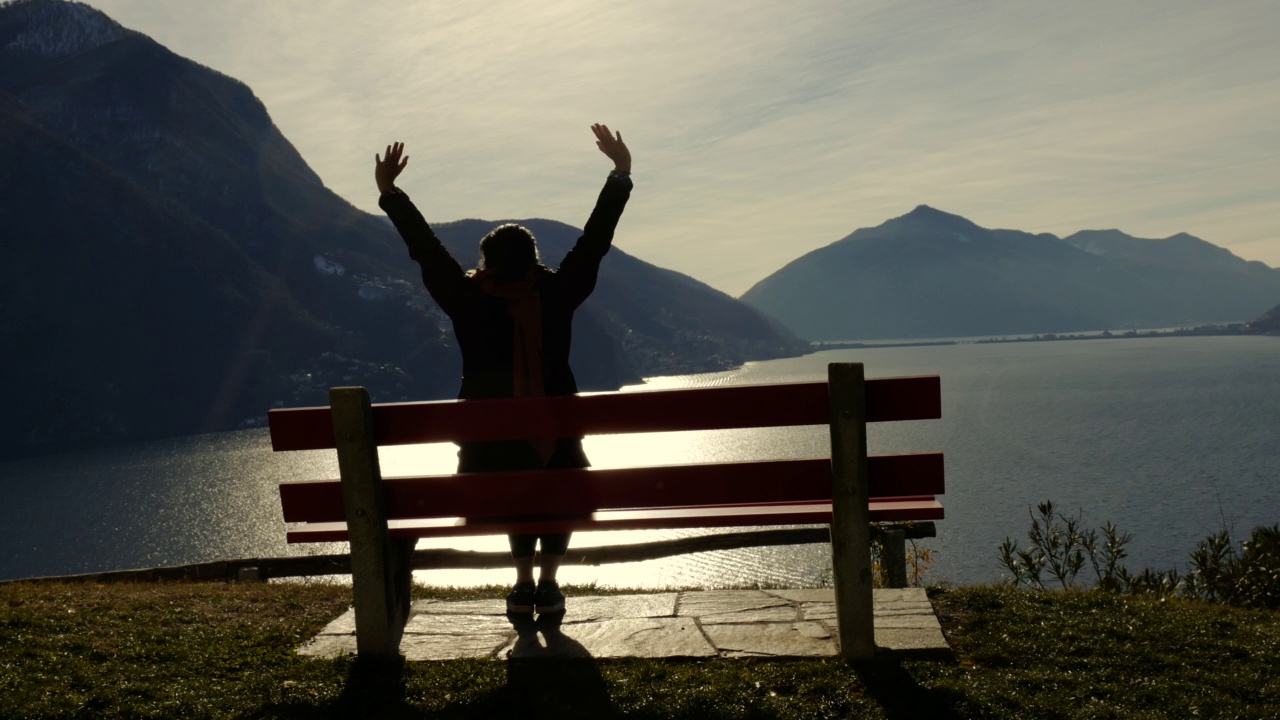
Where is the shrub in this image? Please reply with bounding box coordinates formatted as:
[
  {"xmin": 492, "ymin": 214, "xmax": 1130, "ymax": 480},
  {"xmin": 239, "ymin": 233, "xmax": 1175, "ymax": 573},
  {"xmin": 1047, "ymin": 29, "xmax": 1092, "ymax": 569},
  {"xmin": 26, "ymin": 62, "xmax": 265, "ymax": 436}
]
[
  {"xmin": 1186, "ymin": 524, "xmax": 1280, "ymax": 610},
  {"xmin": 1000, "ymin": 501, "xmax": 1279, "ymax": 609}
]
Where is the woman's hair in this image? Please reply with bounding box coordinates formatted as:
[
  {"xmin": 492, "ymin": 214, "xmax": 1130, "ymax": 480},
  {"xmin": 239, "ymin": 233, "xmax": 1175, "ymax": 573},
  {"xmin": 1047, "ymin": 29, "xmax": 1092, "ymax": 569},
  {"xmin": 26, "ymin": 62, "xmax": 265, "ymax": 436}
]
[{"xmin": 479, "ymin": 224, "xmax": 540, "ymax": 276}]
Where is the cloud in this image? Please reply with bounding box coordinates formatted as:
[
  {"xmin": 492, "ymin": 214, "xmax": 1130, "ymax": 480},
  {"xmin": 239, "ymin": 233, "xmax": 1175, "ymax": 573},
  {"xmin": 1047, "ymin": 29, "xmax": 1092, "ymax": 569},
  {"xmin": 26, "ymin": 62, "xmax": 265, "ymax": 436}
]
[{"xmin": 86, "ymin": 0, "xmax": 1280, "ymax": 292}]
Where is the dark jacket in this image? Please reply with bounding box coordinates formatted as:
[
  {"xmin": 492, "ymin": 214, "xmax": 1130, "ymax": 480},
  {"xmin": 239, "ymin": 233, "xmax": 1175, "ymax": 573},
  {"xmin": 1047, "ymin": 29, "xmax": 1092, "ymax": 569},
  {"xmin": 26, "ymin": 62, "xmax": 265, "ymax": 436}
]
[{"xmin": 379, "ymin": 175, "xmax": 633, "ymax": 470}]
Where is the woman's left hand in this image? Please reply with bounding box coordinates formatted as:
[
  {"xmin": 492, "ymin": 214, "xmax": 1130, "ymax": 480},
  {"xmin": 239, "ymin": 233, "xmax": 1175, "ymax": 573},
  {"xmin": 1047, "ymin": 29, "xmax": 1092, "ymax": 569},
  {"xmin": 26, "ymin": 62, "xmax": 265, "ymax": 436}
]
[{"xmin": 375, "ymin": 141, "xmax": 409, "ymax": 193}]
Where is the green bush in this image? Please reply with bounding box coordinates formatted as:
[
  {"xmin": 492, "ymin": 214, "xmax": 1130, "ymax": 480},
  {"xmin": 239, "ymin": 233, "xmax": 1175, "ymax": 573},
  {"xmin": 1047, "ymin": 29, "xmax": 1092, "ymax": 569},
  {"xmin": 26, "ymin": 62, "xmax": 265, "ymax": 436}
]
[
  {"xmin": 1000, "ymin": 501, "xmax": 1279, "ymax": 609},
  {"xmin": 1186, "ymin": 524, "xmax": 1280, "ymax": 610}
]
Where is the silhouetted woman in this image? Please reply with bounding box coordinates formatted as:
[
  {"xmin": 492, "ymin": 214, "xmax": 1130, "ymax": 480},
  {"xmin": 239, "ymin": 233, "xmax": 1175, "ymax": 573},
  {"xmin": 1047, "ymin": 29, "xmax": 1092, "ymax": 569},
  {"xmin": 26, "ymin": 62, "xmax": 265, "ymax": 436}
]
[{"xmin": 374, "ymin": 124, "xmax": 632, "ymax": 614}]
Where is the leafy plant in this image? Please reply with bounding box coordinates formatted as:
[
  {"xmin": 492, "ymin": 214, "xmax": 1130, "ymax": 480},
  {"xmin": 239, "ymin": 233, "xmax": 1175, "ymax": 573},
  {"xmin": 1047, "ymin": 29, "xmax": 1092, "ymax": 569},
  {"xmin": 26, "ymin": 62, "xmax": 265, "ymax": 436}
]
[
  {"xmin": 1185, "ymin": 530, "xmax": 1235, "ymax": 603},
  {"xmin": 1235, "ymin": 524, "xmax": 1280, "ymax": 609},
  {"xmin": 1001, "ymin": 501, "xmax": 1280, "ymax": 609},
  {"xmin": 999, "ymin": 501, "xmax": 1091, "ymax": 590},
  {"xmin": 1125, "ymin": 567, "xmax": 1182, "ymax": 600},
  {"xmin": 906, "ymin": 538, "xmax": 936, "ymax": 587},
  {"xmin": 1085, "ymin": 521, "xmax": 1133, "ymax": 593},
  {"xmin": 1185, "ymin": 524, "xmax": 1280, "ymax": 610}
]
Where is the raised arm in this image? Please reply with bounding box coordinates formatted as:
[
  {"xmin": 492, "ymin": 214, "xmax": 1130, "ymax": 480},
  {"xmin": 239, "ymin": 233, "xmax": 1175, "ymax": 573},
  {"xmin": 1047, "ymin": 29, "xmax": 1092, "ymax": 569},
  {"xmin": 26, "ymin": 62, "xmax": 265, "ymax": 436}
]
[
  {"xmin": 375, "ymin": 142, "xmax": 467, "ymax": 316},
  {"xmin": 558, "ymin": 125, "xmax": 633, "ymax": 307}
]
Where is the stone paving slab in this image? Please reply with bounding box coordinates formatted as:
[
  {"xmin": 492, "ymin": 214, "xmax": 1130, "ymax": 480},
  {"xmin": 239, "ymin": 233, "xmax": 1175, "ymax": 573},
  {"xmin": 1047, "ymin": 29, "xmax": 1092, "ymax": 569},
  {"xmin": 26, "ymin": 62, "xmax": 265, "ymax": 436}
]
[
  {"xmin": 403, "ymin": 632, "xmax": 511, "ymax": 661},
  {"xmin": 405, "ymin": 612, "xmax": 513, "ymax": 636},
  {"xmin": 298, "ymin": 633, "xmax": 361, "ymax": 658},
  {"xmin": 299, "ymin": 588, "xmax": 949, "ymax": 660},
  {"xmin": 875, "ymin": 626, "xmax": 949, "ymax": 651},
  {"xmin": 702, "ymin": 621, "xmax": 835, "ymax": 657},
  {"xmin": 502, "ymin": 617, "xmax": 716, "ymax": 659},
  {"xmin": 315, "ymin": 610, "xmax": 357, "ymax": 636},
  {"xmin": 677, "ymin": 590, "xmax": 797, "ymax": 624},
  {"xmin": 765, "ymin": 589, "xmax": 835, "ymax": 603},
  {"xmin": 412, "ymin": 598, "xmax": 507, "ymax": 615},
  {"xmin": 798, "ymin": 602, "xmax": 837, "ymax": 621},
  {"xmin": 800, "ymin": 601, "xmax": 933, "ymax": 622},
  {"xmin": 560, "ymin": 593, "xmax": 678, "ymax": 623}
]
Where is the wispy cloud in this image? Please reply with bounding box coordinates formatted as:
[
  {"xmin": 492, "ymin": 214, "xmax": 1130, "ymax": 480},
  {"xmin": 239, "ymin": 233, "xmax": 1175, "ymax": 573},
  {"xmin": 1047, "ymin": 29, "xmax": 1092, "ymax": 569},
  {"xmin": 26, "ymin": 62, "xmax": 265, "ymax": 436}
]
[{"xmin": 87, "ymin": 0, "xmax": 1280, "ymax": 294}]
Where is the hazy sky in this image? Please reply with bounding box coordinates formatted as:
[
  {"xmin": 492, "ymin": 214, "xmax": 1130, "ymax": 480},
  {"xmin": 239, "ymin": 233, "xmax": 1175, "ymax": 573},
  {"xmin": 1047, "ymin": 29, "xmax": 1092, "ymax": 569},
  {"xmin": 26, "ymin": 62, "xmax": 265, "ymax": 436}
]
[{"xmin": 85, "ymin": 0, "xmax": 1280, "ymax": 295}]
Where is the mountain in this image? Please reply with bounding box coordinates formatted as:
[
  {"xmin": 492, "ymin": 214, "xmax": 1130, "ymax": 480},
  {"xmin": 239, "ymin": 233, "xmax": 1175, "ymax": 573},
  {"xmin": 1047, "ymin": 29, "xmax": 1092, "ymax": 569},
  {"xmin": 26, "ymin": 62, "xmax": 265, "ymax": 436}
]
[
  {"xmin": 0, "ymin": 0, "xmax": 803, "ymax": 459},
  {"xmin": 741, "ymin": 205, "xmax": 1280, "ymax": 341},
  {"xmin": 1061, "ymin": 229, "xmax": 1280, "ymax": 324},
  {"xmin": 1062, "ymin": 229, "xmax": 1269, "ymax": 274}
]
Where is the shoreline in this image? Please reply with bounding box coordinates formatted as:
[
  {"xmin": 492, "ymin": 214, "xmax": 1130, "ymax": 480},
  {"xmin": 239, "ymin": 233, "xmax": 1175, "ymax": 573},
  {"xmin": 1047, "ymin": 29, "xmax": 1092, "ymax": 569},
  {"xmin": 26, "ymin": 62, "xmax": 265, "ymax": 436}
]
[{"xmin": 808, "ymin": 322, "xmax": 1270, "ymax": 352}]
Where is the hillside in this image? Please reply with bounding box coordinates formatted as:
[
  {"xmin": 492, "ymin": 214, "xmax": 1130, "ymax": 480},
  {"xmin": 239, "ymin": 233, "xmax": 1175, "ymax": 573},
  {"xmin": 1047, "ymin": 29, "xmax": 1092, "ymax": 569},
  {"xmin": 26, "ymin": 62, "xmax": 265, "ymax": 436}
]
[
  {"xmin": 0, "ymin": 0, "xmax": 803, "ymax": 458},
  {"xmin": 1249, "ymin": 302, "xmax": 1280, "ymax": 334}
]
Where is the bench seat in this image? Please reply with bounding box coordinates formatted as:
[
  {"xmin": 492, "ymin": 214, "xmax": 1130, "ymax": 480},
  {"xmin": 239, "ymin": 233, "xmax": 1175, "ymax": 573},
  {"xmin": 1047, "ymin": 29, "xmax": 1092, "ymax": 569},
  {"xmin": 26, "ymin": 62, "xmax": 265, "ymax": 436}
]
[{"xmin": 285, "ymin": 498, "xmax": 944, "ymax": 543}]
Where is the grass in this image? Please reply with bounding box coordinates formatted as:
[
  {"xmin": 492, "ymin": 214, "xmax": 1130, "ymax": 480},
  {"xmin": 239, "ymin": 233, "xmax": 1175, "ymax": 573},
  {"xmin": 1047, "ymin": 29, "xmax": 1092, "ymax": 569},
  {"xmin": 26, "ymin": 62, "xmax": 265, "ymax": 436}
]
[{"xmin": 1, "ymin": 581, "xmax": 1279, "ymax": 719}]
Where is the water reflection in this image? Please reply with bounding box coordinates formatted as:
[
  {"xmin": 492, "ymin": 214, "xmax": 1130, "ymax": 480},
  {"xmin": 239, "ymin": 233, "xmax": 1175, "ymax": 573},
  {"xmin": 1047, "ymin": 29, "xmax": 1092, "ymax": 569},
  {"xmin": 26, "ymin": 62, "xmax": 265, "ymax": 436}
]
[{"xmin": 2, "ymin": 337, "xmax": 1278, "ymax": 587}]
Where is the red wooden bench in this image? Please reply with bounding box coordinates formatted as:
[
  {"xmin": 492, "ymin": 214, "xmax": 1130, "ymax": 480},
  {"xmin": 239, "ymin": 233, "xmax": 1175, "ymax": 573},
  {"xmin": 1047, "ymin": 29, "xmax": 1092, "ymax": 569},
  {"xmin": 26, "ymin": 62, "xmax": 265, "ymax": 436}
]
[{"xmin": 268, "ymin": 362, "xmax": 944, "ymax": 660}]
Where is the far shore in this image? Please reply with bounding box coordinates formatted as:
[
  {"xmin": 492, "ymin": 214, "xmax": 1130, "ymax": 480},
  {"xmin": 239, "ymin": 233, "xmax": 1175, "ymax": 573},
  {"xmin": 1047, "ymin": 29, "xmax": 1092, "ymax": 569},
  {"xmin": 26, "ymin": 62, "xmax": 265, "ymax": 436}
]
[{"xmin": 808, "ymin": 321, "xmax": 1269, "ymax": 352}]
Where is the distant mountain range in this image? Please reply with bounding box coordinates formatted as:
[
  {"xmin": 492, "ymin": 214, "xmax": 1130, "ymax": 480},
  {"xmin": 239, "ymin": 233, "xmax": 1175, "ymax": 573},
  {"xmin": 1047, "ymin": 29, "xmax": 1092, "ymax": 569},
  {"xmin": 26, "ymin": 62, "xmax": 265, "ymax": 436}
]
[
  {"xmin": 742, "ymin": 205, "xmax": 1280, "ymax": 341},
  {"xmin": 0, "ymin": 0, "xmax": 803, "ymax": 459}
]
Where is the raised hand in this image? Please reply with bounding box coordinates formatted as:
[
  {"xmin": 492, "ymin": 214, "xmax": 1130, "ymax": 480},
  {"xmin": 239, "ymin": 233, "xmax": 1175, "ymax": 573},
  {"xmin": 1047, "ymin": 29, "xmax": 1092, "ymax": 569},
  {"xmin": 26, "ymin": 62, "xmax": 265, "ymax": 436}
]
[
  {"xmin": 592, "ymin": 124, "xmax": 630, "ymax": 174},
  {"xmin": 375, "ymin": 141, "xmax": 409, "ymax": 193}
]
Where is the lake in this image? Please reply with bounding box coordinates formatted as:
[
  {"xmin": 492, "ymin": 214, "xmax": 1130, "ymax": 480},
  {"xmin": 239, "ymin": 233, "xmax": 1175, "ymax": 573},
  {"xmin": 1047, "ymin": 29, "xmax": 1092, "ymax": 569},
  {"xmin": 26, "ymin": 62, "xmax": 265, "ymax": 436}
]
[{"xmin": 1, "ymin": 335, "xmax": 1277, "ymax": 589}]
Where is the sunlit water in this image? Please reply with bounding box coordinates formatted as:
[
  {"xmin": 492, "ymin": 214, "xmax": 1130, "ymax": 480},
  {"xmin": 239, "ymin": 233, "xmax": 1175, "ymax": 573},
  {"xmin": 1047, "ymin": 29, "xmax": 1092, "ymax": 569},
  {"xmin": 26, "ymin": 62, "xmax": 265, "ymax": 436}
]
[{"xmin": 2, "ymin": 336, "xmax": 1277, "ymax": 589}]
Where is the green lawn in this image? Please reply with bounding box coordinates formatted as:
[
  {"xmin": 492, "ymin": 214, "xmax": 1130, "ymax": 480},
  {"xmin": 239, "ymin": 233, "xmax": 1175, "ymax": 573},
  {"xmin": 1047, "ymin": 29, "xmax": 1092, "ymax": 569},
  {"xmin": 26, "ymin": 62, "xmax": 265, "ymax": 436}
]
[{"xmin": 1, "ymin": 581, "xmax": 1277, "ymax": 719}]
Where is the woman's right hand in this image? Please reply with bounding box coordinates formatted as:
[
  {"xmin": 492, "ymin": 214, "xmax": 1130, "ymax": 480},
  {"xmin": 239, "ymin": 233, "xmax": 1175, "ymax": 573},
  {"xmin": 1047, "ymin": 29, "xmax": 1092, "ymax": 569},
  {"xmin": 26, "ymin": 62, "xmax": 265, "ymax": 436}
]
[
  {"xmin": 375, "ymin": 142, "xmax": 408, "ymax": 193},
  {"xmin": 592, "ymin": 124, "xmax": 630, "ymax": 174}
]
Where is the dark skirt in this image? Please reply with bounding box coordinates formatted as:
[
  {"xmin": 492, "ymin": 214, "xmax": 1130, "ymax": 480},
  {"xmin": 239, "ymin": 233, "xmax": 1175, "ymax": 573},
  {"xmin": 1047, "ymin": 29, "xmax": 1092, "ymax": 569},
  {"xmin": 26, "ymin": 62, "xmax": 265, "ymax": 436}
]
[{"xmin": 456, "ymin": 438, "xmax": 589, "ymax": 557}]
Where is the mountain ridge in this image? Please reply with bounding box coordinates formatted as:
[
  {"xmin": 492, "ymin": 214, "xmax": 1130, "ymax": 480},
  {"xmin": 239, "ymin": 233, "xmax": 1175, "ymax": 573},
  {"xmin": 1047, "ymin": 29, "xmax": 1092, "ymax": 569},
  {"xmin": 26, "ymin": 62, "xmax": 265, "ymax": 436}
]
[{"xmin": 742, "ymin": 205, "xmax": 1280, "ymax": 341}]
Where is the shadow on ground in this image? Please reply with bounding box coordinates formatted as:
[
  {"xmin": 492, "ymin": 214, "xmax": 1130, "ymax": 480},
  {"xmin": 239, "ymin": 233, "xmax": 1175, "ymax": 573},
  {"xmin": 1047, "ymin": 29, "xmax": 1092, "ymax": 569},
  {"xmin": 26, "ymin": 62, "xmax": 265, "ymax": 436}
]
[
  {"xmin": 502, "ymin": 611, "xmax": 616, "ymax": 717},
  {"xmin": 252, "ymin": 639, "xmax": 961, "ymax": 719},
  {"xmin": 852, "ymin": 652, "xmax": 966, "ymax": 720}
]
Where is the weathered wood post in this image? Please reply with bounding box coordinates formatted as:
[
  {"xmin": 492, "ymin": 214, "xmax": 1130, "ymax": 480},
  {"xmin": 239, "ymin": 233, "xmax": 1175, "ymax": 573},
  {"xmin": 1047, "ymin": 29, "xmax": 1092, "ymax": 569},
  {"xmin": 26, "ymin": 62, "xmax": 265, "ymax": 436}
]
[
  {"xmin": 883, "ymin": 527, "xmax": 908, "ymax": 589},
  {"xmin": 329, "ymin": 386, "xmax": 412, "ymax": 657},
  {"xmin": 827, "ymin": 363, "xmax": 875, "ymax": 660}
]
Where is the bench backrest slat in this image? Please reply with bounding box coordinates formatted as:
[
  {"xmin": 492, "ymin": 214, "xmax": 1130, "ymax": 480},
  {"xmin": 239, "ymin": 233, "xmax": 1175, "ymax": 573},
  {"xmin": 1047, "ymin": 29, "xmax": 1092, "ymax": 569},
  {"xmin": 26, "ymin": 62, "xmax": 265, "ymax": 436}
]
[
  {"xmin": 268, "ymin": 376, "xmax": 942, "ymax": 452},
  {"xmin": 280, "ymin": 452, "xmax": 944, "ymax": 523}
]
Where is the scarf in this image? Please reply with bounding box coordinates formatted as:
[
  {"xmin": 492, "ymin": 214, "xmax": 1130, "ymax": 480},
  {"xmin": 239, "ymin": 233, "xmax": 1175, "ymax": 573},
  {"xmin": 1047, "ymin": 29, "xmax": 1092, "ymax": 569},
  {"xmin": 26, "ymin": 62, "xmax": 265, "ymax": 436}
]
[{"xmin": 473, "ymin": 266, "xmax": 556, "ymax": 465}]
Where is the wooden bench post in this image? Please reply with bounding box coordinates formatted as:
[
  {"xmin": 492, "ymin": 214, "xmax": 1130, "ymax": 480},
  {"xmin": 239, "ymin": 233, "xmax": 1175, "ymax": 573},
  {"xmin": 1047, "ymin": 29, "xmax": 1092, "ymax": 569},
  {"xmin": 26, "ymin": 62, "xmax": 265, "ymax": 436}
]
[
  {"xmin": 882, "ymin": 527, "xmax": 908, "ymax": 589},
  {"xmin": 329, "ymin": 387, "xmax": 412, "ymax": 657},
  {"xmin": 827, "ymin": 363, "xmax": 875, "ymax": 660}
]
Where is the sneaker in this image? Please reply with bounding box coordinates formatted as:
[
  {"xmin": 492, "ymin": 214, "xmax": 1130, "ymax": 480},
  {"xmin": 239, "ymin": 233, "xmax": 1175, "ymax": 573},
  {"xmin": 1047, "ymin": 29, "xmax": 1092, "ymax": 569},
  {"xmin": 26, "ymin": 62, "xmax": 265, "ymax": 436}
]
[
  {"xmin": 506, "ymin": 581, "xmax": 535, "ymax": 614},
  {"xmin": 534, "ymin": 580, "xmax": 565, "ymax": 614}
]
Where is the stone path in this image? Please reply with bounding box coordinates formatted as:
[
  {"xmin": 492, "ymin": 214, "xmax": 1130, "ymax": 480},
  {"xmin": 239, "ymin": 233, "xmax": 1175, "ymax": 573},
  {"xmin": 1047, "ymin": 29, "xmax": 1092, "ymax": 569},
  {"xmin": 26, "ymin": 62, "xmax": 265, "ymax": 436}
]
[{"xmin": 298, "ymin": 588, "xmax": 949, "ymax": 661}]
